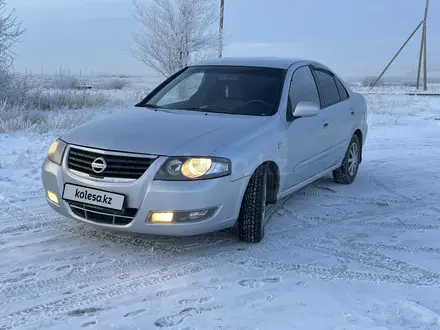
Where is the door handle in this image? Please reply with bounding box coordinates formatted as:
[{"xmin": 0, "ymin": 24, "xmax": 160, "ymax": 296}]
[
  {"xmin": 350, "ymin": 108, "xmax": 355, "ymax": 115},
  {"xmin": 323, "ymin": 120, "xmax": 329, "ymax": 128}
]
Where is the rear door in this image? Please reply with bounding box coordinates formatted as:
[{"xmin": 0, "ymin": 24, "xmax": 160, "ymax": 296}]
[
  {"xmin": 311, "ymin": 67, "xmax": 348, "ymax": 168},
  {"xmin": 284, "ymin": 66, "xmax": 328, "ymax": 189},
  {"xmin": 333, "ymin": 75, "xmax": 356, "ymax": 158}
]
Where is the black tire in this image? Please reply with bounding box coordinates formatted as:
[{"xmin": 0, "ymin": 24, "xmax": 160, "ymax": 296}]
[
  {"xmin": 332, "ymin": 134, "xmax": 361, "ymax": 184},
  {"xmin": 237, "ymin": 166, "xmax": 267, "ymax": 243}
]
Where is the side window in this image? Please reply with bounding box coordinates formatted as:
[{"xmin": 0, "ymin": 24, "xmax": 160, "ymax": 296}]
[
  {"xmin": 288, "ymin": 66, "xmax": 320, "ymax": 112},
  {"xmin": 313, "ymin": 69, "xmax": 340, "ymax": 108},
  {"xmin": 334, "ymin": 76, "xmax": 349, "ymax": 101}
]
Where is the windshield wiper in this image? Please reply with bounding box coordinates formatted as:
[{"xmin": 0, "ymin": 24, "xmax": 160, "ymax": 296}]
[
  {"xmin": 136, "ymin": 103, "xmax": 162, "ymax": 109},
  {"xmin": 179, "ymin": 107, "xmax": 205, "ymax": 111},
  {"xmin": 179, "ymin": 107, "xmax": 224, "ymax": 113}
]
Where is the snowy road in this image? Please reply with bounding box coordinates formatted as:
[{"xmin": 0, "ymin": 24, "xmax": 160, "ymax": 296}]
[{"xmin": 1, "ymin": 94, "xmax": 440, "ymax": 329}]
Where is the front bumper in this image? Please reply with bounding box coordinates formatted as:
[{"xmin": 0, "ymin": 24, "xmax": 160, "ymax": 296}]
[{"xmin": 41, "ymin": 150, "xmax": 248, "ymax": 236}]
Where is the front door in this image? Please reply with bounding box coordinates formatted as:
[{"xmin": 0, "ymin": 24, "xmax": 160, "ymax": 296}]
[{"xmin": 284, "ymin": 66, "xmax": 328, "ymax": 189}]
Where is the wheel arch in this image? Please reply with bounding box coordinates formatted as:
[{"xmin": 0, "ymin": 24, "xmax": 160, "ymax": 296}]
[
  {"xmin": 235, "ymin": 160, "xmax": 281, "ymax": 242},
  {"xmin": 353, "ymin": 129, "xmax": 363, "ymax": 163},
  {"xmin": 262, "ymin": 161, "xmax": 280, "ymax": 204},
  {"xmin": 238, "ymin": 160, "xmax": 280, "ymax": 205}
]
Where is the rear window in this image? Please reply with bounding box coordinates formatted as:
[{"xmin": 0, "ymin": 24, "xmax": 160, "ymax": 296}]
[
  {"xmin": 313, "ymin": 69, "xmax": 340, "ymax": 107},
  {"xmin": 335, "ymin": 76, "xmax": 349, "ymax": 100}
]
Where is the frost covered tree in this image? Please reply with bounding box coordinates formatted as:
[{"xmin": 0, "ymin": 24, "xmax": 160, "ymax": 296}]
[
  {"xmin": 132, "ymin": 0, "xmax": 220, "ymax": 78},
  {"xmin": 0, "ymin": 0, "xmax": 25, "ymax": 98}
]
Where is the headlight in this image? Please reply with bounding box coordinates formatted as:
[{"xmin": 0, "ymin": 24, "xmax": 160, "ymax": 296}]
[
  {"xmin": 154, "ymin": 157, "xmax": 231, "ymax": 181},
  {"xmin": 47, "ymin": 139, "xmax": 67, "ymax": 166}
]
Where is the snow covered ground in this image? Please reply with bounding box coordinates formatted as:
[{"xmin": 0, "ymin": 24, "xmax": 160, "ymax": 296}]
[{"xmin": 1, "ymin": 92, "xmax": 440, "ymax": 329}]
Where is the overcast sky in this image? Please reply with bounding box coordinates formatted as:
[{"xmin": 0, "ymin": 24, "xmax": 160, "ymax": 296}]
[{"xmin": 11, "ymin": 0, "xmax": 440, "ymax": 78}]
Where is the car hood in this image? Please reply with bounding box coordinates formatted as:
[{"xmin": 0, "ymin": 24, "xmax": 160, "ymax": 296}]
[{"xmin": 61, "ymin": 107, "xmax": 271, "ymax": 156}]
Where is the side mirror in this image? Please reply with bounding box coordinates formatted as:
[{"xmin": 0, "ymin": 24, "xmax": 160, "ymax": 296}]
[{"xmin": 292, "ymin": 101, "xmax": 320, "ymax": 118}]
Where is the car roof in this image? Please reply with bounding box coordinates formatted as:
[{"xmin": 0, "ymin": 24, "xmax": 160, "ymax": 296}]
[{"xmin": 192, "ymin": 57, "xmax": 307, "ymax": 69}]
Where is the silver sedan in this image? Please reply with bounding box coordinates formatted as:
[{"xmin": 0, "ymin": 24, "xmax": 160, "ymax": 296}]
[{"xmin": 41, "ymin": 57, "xmax": 368, "ymax": 243}]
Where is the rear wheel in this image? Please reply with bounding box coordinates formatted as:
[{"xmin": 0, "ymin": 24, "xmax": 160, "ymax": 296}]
[
  {"xmin": 332, "ymin": 134, "xmax": 361, "ymax": 184},
  {"xmin": 237, "ymin": 166, "xmax": 267, "ymax": 243}
]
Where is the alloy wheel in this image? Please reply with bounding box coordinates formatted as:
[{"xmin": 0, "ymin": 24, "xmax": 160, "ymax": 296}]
[{"xmin": 348, "ymin": 142, "xmax": 359, "ymax": 176}]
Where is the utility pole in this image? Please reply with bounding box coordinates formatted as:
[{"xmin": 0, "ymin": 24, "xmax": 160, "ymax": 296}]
[
  {"xmin": 416, "ymin": 0, "xmax": 430, "ymax": 90},
  {"xmin": 218, "ymin": 0, "xmax": 224, "ymax": 58},
  {"xmin": 371, "ymin": 0, "xmax": 430, "ymax": 90},
  {"xmin": 416, "ymin": 24, "xmax": 425, "ymax": 88},
  {"xmin": 422, "ymin": 0, "xmax": 429, "ymax": 90},
  {"xmin": 371, "ymin": 20, "xmax": 423, "ymax": 89}
]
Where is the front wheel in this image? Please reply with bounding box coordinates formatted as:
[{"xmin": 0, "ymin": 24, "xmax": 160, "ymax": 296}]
[
  {"xmin": 332, "ymin": 134, "xmax": 361, "ymax": 184},
  {"xmin": 237, "ymin": 166, "xmax": 267, "ymax": 243}
]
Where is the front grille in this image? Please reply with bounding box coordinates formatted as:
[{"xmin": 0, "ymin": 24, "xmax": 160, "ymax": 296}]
[
  {"xmin": 68, "ymin": 201, "xmax": 137, "ymax": 226},
  {"xmin": 67, "ymin": 147, "xmax": 155, "ymax": 180}
]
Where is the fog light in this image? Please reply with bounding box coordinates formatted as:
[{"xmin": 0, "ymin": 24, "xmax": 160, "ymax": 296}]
[
  {"xmin": 151, "ymin": 212, "xmax": 174, "ymax": 223},
  {"xmin": 47, "ymin": 190, "xmax": 59, "ymax": 205}
]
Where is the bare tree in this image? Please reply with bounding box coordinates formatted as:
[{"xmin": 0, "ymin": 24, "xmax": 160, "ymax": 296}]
[
  {"xmin": 0, "ymin": 0, "xmax": 25, "ymax": 98},
  {"xmin": 132, "ymin": 0, "xmax": 220, "ymax": 78}
]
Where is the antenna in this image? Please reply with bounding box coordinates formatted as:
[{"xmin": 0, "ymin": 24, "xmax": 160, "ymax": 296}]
[{"xmin": 371, "ymin": 0, "xmax": 430, "ymax": 90}]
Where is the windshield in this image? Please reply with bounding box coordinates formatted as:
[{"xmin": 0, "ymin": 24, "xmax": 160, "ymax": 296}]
[{"xmin": 141, "ymin": 65, "xmax": 285, "ymax": 116}]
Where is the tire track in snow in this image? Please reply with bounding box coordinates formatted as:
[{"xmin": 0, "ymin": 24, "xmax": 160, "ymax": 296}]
[
  {"xmin": 275, "ymin": 208, "xmax": 440, "ymax": 234},
  {"xmin": 348, "ymin": 241, "xmax": 440, "ymax": 255},
  {"xmin": 58, "ymin": 221, "xmax": 237, "ymax": 253},
  {"xmin": 284, "ymin": 182, "xmax": 437, "ymax": 221},
  {"xmin": 0, "ymin": 232, "xmax": 297, "ymax": 329},
  {"xmin": 4, "ymin": 220, "xmax": 305, "ymax": 307},
  {"xmin": 3, "ymin": 234, "xmax": 239, "ymax": 306},
  {"xmin": 0, "ymin": 258, "xmax": 227, "ymax": 330},
  {"xmin": 1, "ymin": 258, "xmax": 139, "ymax": 306},
  {"xmin": 0, "ymin": 216, "xmax": 60, "ymax": 236},
  {"xmin": 273, "ymin": 190, "xmax": 436, "ymax": 246},
  {"xmin": 1, "ymin": 194, "xmax": 302, "ymax": 307},
  {"xmin": 283, "ymin": 214, "xmax": 440, "ymax": 259},
  {"xmin": 0, "ymin": 235, "xmax": 66, "ymax": 253},
  {"xmin": 295, "ymin": 190, "xmax": 407, "ymax": 205},
  {"xmin": 286, "ymin": 187, "xmax": 439, "ymax": 231},
  {"xmin": 1, "ymin": 234, "xmax": 236, "ymax": 306},
  {"xmin": 360, "ymin": 221, "xmax": 440, "ymax": 230},
  {"xmin": 0, "ymin": 201, "xmax": 32, "ymax": 220},
  {"xmin": 365, "ymin": 143, "xmax": 440, "ymax": 152},
  {"xmin": 269, "ymin": 205, "xmax": 440, "ymax": 282},
  {"xmin": 5, "ymin": 181, "xmax": 439, "ymax": 325},
  {"xmin": 368, "ymin": 175, "xmax": 416, "ymax": 202},
  {"xmin": 296, "ymin": 239, "xmax": 440, "ymax": 285},
  {"xmin": 235, "ymin": 258, "xmax": 440, "ymax": 288}
]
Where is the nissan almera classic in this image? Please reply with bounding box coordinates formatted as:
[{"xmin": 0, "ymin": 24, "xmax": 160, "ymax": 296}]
[{"xmin": 42, "ymin": 57, "xmax": 368, "ymax": 243}]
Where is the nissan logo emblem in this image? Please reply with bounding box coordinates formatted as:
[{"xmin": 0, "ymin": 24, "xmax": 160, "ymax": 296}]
[{"xmin": 91, "ymin": 157, "xmax": 107, "ymax": 174}]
